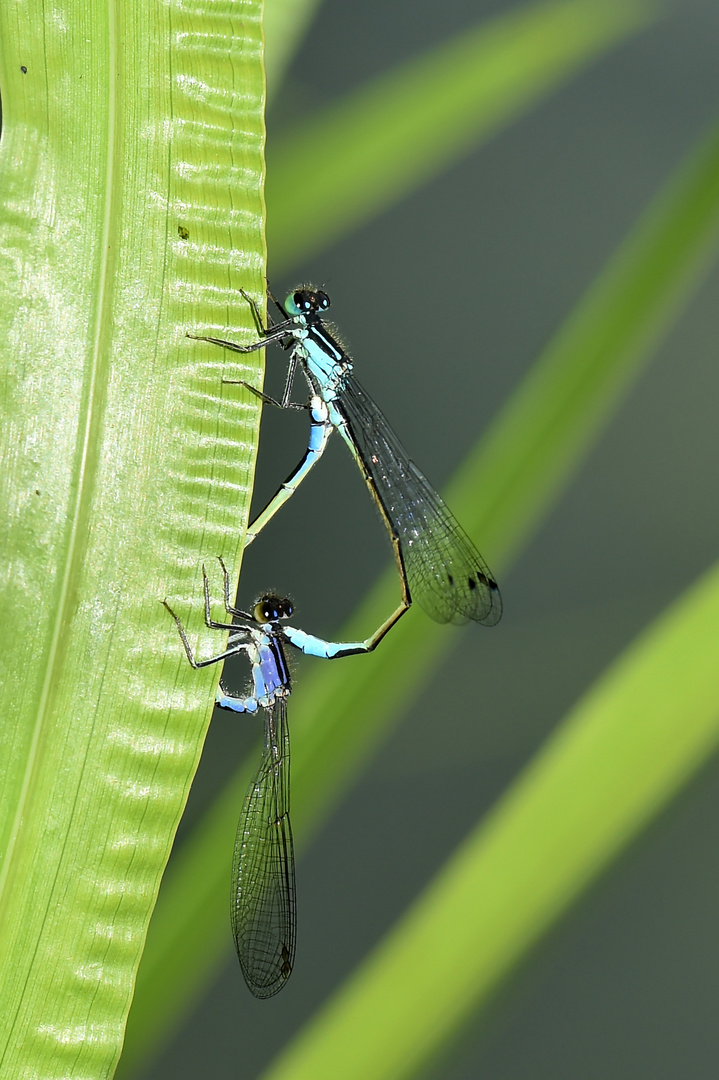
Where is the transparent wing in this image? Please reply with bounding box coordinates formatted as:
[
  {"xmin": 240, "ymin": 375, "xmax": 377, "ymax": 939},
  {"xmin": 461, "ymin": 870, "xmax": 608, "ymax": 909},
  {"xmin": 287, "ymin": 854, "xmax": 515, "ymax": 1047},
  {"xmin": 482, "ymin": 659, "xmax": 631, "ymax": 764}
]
[
  {"xmin": 231, "ymin": 696, "xmax": 296, "ymax": 998},
  {"xmin": 339, "ymin": 375, "xmax": 502, "ymax": 626}
]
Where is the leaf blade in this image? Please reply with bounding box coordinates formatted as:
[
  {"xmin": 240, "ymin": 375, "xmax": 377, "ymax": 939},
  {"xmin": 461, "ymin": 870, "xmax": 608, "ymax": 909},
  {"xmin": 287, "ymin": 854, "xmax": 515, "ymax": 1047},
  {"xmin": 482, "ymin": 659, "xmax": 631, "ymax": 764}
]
[{"xmin": 0, "ymin": 1, "xmax": 266, "ymax": 1075}]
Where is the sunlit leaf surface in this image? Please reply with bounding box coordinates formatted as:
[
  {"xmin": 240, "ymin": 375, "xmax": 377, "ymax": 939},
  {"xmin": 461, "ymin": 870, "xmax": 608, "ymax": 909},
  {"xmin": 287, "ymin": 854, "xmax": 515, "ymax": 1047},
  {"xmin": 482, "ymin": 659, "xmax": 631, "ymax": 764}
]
[{"xmin": 0, "ymin": 1, "xmax": 265, "ymax": 1074}]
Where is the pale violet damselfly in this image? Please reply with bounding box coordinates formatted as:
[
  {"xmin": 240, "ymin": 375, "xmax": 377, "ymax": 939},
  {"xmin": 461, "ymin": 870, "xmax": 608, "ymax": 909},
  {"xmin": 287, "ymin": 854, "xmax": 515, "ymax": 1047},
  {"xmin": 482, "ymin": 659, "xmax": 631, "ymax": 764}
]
[
  {"xmin": 189, "ymin": 286, "xmax": 502, "ymax": 640},
  {"xmin": 163, "ymin": 559, "xmax": 390, "ymax": 999}
]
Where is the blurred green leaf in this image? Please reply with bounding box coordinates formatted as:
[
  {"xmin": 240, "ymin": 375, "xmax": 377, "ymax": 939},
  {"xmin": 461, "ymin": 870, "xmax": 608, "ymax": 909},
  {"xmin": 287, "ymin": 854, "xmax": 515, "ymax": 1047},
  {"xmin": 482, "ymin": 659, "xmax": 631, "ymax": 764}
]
[
  {"xmin": 123, "ymin": 86, "xmax": 719, "ymax": 1080},
  {"xmin": 287, "ymin": 112, "xmax": 719, "ymax": 854},
  {"xmin": 264, "ymin": 0, "xmax": 324, "ymax": 99},
  {"xmin": 262, "ymin": 556, "xmax": 719, "ymax": 1080},
  {"xmin": 267, "ymin": 0, "xmax": 661, "ymax": 271},
  {"xmin": 0, "ymin": 1, "xmax": 265, "ymax": 1075}
]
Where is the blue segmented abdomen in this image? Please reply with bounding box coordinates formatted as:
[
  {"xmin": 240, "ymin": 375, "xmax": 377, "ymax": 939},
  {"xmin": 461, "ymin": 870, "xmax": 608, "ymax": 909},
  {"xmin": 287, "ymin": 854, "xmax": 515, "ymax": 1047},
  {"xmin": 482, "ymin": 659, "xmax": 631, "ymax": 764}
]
[
  {"xmin": 283, "ymin": 626, "xmax": 365, "ymax": 659},
  {"xmin": 257, "ymin": 641, "xmax": 286, "ymax": 697},
  {"xmin": 216, "ymin": 689, "xmax": 259, "ymax": 713},
  {"xmin": 217, "ymin": 640, "xmax": 289, "ymax": 712}
]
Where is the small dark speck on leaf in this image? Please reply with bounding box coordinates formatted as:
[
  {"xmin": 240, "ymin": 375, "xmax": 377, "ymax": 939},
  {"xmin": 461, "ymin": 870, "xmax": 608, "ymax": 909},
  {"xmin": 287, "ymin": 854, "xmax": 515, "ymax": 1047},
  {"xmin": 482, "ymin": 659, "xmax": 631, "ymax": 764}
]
[
  {"xmin": 20, "ymin": 65, "xmax": 27, "ymax": 73},
  {"xmin": 35, "ymin": 489, "xmax": 41, "ymax": 495},
  {"xmin": 178, "ymin": 225, "xmax": 189, "ymax": 240}
]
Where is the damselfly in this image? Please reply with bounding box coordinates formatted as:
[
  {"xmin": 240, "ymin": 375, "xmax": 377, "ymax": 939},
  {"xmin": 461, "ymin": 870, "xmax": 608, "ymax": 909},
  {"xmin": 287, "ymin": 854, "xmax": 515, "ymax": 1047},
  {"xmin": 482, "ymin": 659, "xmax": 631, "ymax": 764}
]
[
  {"xmin": 163, "ymin": 559, "xmax": 387, "ymax": 998},
  {"xmin": 191, "ymin": 286, "xmax": 502, "ymax": 641}
]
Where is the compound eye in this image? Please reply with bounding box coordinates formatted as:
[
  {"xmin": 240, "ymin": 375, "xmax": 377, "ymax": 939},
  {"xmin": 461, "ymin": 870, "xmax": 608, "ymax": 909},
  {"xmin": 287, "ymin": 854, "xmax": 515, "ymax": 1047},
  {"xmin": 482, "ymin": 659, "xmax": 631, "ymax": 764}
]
[
  {"xmin": 285, "ymin": 291, "xmax": 308, "ymax": 316},
  {"xmin": 254, "ymin": 596, "xmax": 278, "ymax": 622},
  {"xmin": 317, "ymin": 290, "xmax": 330, "ymax": 310},
  {"xmin": 282, "ymin": 600, "xmax": 294, "ymax": 619},
  {"xmin": 295, "ymin": 290, "xmax": 312, "ymax": 312}
]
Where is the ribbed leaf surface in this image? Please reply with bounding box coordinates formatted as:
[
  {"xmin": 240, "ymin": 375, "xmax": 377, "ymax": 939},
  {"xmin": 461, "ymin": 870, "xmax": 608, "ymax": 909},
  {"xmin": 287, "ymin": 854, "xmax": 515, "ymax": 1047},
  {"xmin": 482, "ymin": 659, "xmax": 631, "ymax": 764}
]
[{"xmin": 0, "ymin": 1, "xmax": 265, "ymax": 1074}]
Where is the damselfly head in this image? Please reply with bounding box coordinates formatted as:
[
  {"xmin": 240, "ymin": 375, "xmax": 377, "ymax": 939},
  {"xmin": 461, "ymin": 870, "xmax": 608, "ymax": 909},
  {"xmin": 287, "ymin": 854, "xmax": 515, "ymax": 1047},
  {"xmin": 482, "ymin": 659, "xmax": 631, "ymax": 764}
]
[
  {"xmin": 254, "ymin": 594, "xmax": 294, "ymax": 623},
  {"xmin": 285, "ymin": 287, "xmax": 330, "ymax": 318}
]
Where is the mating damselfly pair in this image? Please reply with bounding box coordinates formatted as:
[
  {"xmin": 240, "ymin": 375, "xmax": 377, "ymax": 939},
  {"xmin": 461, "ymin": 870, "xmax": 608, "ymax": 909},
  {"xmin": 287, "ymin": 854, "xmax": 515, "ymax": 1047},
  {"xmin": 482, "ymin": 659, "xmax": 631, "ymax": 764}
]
[{"xmin": 165, "ymin": 285, "xmax": 501, "ymax": 997}]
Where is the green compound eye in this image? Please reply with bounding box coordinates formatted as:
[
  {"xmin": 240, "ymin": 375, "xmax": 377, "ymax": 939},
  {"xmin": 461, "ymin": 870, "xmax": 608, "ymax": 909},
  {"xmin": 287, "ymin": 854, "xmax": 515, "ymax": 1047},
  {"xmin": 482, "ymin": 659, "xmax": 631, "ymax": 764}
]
[
  {"xmin": 284, "ymin": 288, "xmax": 330, "ymax": 317},
  {"xmin": 283, "ymin": 292, "xmax": 299, "ymax": 315},
  {"xmin": 284, "ymin": 290, "xmax": 307, "ymax": 315}
]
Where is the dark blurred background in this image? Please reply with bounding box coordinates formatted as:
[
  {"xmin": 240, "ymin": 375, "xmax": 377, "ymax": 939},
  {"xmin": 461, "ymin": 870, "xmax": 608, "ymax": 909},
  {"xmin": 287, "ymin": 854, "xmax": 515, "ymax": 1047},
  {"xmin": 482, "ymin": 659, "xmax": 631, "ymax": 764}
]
[{"xmin": 143, "ymin": 2, "xmax": 719, "ymax": 1077}]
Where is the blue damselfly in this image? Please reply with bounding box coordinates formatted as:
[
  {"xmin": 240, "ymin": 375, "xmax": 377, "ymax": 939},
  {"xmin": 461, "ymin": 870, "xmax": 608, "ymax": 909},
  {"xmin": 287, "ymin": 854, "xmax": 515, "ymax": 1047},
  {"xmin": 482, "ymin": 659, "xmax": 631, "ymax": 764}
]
[
  {"xmin": 190, "ymin": 286, "xmax": 502, "ymax": 643},
  {"xmin": 164, "ymin": 559, "xmax": 387, "ymax": 998}
]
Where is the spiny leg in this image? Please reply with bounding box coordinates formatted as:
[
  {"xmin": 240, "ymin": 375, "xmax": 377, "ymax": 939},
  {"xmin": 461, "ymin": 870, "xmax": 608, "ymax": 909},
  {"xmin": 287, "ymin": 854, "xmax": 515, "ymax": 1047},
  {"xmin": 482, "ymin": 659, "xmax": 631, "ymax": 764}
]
[
  {"xmin": 222, "ymin": 352, "xmax": 304, "ymax": 411},
  {"xmin": 216, "ymin": 556, "xmax": 254, "ymax": 620},
  {"xmin": 162, "ymin": 599, "xmax": 248, "ymax": 668},
  {"xmin": 268, "ymin": 289, "xmax": 287, "ymax": 319},
  {"xmin": 278, "ymin": 350, "xmax": 299, "ymax": 408},
  {"xmin": 220, "ymin": 378, "xmax": 307, "ymax": 412},
  {"xmin": 187, "ymin": 329, "xmax": 286, "ymax": 354},
  {"xmin": 238, "ymin": 288, "xmax": 268, "ymax": 336},
  {"xmin": 198, "ymin": 565, "xmax": 245, "ymax": 630}
]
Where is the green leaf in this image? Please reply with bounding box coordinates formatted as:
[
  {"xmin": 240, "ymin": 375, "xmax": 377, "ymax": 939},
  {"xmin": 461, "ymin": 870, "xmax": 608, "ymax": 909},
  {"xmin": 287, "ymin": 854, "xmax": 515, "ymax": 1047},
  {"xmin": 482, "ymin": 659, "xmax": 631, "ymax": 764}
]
[
  {"xmin": 267, "ymin": 0, "xmax": 662, "ymax": 271},
  {"xmin": 122, "ymin": 93, "xmax": 719, "ymax": 1080},
  {"xmin": 0, "ymin": 2, "xmax": 265, "ymax": 1075},
  {"xmin": 260, "ymin": 556, "xmax": 719, "ymax": 1080},
  {"xmin": 285, "ymin": 104, "xmax": 719, "ymax": 865},
  {"xmin": 264, "ymin": 0, "xmax": 324, "ymax": 100}
]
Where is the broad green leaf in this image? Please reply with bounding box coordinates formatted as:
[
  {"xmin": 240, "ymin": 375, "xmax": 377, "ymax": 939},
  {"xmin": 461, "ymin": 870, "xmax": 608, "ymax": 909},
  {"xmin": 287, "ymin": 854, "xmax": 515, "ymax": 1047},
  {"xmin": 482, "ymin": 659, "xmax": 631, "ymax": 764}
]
[
  {"xmin": 122, "ymin": 103, "xmax": 719, "ymax": 1080},
  {"xmin": 261, "ymin": 556, "xmax": 719, "ymax": 1080},
  {"xmin": 0, "ymin": 1, "xmax": 265, "ymax": 1075},
  {"xmin": 266, "ymin": 0, "xmax": 661, "ymax": 271}
]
